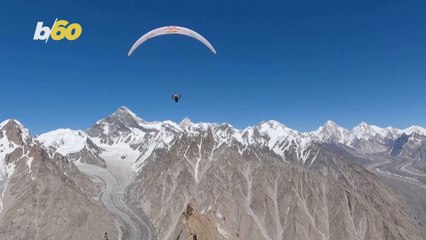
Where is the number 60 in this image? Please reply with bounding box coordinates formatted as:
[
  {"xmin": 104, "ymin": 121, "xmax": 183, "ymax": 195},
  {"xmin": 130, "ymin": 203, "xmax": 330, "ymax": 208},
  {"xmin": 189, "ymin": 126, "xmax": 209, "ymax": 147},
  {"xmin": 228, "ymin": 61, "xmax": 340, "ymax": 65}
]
[{"xmin": 51, "ymin": 20, "xmax": 82, "ymax": 41}]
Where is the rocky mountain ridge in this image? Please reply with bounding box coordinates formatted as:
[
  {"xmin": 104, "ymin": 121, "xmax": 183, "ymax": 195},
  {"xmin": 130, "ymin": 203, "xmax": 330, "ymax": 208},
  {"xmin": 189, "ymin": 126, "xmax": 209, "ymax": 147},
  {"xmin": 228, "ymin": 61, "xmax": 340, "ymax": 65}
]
[{"xmin": 37, "ymin": 107, "xmax": 426, "ymax": 171}]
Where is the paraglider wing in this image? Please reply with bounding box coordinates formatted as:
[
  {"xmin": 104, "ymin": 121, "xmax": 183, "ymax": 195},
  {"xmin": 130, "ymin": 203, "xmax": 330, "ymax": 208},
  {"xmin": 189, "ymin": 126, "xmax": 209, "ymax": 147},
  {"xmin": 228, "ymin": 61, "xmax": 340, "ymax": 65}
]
[{"xmin": 128, "ymin": 26, "xmax": 217, "ymax": 56}]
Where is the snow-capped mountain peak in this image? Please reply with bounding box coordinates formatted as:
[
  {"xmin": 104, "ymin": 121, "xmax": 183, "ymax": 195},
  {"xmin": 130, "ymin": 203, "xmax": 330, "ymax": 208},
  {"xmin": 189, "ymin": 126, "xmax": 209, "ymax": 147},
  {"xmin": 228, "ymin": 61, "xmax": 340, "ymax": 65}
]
[
  {"xmin": 95, "ymin": 106, "xmax": 145, "ymax": 128},
  {"xmin": 350, "ymin": 122, "xmax": 399, "ymax": 141},
  {"xmin": 254, "ymin": 120, "xmax": 299, "ymax": 144},
  {"xmin": 88, "ymin": 107, "xmax": 148, "ymax": 142},
  {"xmin": 259, "ymin": 120, "xmax": 297, "ymax": 133},
  {"xmin": 352, "ymin": 122, "xmax": 379, "ymax": 139},
  {"xmin": 403, "ymin": 126, "xmax": 426, "ymax": 136},
  {"xmin": 0, "ymin": 119, "xmax": 33, "ymax": 192},
  {"xmin": 179, "ymin": 117, "xmax": 192, "ymax": 128},
  {"xmin": 37, "ymin": 129, "xmax": 87, "ymax": 156},
  {"xmin": 112, "ymin": 106, "xmax": 142, "ymax": 121},
  {"xmin": 324, "ymin": 120, "xmax": 339, "ymax": 128},
  {"xmin": 0, "ymin": 119, "xmax": 31, "ymax": 146},
  {"xmin": 313, "ymin": 120, "xmax": 349, "ymax": 144}
]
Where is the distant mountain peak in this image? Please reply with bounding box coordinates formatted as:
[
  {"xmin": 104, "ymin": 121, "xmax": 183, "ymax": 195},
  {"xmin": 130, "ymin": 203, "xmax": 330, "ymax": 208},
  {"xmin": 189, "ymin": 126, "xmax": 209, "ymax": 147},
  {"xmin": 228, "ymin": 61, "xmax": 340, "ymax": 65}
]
[
  {"xmin": 313, "ymin": 120, "xmax": 349, "ymax": 144},
  {"xmin": 261, "ymin": 120, "xmax": 287, "ymax": 128},
  {"xmin": 37, "ymin": 128, "xmax": 88, "ymax": 156},
  {"xmin": 111, "ymin": 106, "xmax": 142, "ymax": 121},
  {"xmin": 321, "ymin": 120, "xmax": 347, "ymax": 131},
  {"xmin": 87, "ymin": 107, "xmax": 146, "ymax": 140},
  {"xmin": 257, "ymin": 120, "xmax": 298, "ymax": 137},
  {"xmin": 179, "ymin": 117, "xmax": 192, "ymax": 127},
  {"xmin": 97, "ymin": 106, "xmax": 144, "ymax": 127},
  {"xmin": 358, "ymin": 121, "xmax": 369, "ymax": 127},
  {"xmin": 0, "ymin": 119, "xmax": 31, "ymax": 145},
  {"xmin": 0, "ymin": 119, "xmax": 26, "ymax": 129},
  {"xmin": 324, "ymin": 120, "xmax": 338, "ymax": 126},
  {"xmin": 404, "ymin": 126, "xmax": 426, "ymax": 136}
]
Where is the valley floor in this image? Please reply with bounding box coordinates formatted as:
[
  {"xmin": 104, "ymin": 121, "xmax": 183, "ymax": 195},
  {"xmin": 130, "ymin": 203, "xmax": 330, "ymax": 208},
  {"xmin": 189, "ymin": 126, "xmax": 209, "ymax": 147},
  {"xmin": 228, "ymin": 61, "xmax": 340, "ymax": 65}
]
[
  {"xmin": 75, "ymin": 162, "xmax": 156, "ymax": 240},
  {"xmin": 364, "ymin": 157, "xmax": 426, "ymax": 239}
]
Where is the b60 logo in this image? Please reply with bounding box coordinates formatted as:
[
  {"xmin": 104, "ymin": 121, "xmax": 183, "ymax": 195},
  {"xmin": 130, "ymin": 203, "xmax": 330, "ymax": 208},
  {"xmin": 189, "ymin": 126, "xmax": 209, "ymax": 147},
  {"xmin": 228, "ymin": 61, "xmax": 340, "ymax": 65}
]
[{"xmin": 34, "ymin": 18, "xmax": 82, "ymax": 42}]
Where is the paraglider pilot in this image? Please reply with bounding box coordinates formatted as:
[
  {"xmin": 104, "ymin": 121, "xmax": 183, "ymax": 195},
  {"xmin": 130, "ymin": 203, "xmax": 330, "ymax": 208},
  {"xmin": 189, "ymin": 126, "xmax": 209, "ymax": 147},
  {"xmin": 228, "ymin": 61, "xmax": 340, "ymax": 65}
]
[{"xmin": 172, "ymin": 94, "xmax": 181, "ymax": 103}]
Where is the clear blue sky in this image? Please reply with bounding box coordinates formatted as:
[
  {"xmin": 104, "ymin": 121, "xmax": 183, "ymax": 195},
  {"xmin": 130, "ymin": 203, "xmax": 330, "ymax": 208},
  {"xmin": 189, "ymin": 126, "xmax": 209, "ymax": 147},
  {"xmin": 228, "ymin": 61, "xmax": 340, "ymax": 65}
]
[{"xmin": 0, "ymin": 0, "xmax": 425, "ymax": 135}]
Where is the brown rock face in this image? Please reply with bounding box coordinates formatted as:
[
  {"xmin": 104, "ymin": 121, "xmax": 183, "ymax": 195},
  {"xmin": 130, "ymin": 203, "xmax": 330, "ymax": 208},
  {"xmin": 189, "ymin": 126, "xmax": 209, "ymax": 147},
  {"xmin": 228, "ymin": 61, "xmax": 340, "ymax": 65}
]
[
  {"xmin": 2, "ymin": 120, "xmax": 28, "ymax": 146},
  {"xmin": 130, "ymin": 129, "xmax": 422, "ymax": 240},
  {"xmin": 173, "ymin": 202, "xmax": 218, "ymax": 240}
]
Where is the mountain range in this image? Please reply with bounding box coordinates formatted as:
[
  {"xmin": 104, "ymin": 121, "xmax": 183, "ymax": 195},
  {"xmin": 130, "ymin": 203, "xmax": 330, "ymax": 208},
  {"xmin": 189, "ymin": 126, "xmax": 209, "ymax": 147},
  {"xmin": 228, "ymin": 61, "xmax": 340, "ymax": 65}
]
[{"xmin": 0, "ymin": 106, "xmax": 425, "ymax": 239}]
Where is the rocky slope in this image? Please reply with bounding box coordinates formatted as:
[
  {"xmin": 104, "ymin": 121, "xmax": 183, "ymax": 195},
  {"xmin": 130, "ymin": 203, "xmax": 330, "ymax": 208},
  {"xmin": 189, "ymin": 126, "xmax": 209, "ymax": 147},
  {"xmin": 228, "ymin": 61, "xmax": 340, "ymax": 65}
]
[
  {"xmin": 127, "ymin": 120, "xmax": 421, "ymax": 240},
  {"xmin": 0, "ymin": 120, "xmax": 118, "ymax": 240}
]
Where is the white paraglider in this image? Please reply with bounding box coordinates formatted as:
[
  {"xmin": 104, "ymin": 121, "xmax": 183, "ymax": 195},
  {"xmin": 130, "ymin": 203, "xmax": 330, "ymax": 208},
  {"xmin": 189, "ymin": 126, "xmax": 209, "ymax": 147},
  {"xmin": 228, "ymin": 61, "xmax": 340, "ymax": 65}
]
[{"xmin": 128, "ymin": 26, "xmax": 216, "ymax": 56}]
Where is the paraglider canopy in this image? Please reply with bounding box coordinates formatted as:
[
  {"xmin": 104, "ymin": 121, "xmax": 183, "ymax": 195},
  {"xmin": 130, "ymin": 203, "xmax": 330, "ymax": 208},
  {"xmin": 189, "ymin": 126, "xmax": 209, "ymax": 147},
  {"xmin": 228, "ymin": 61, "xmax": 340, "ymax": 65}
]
[{"xmin": 128, "ymin": 26, "xmax": 217, "ymax": 56}]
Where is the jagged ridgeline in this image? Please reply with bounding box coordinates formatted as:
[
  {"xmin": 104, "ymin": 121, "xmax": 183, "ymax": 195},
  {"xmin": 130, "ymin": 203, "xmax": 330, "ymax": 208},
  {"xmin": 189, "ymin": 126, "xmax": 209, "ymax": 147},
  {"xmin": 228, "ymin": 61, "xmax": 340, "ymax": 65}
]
[{"xmin": 0, "ymin": 107, "xmax": 424, "ymax": 240}]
